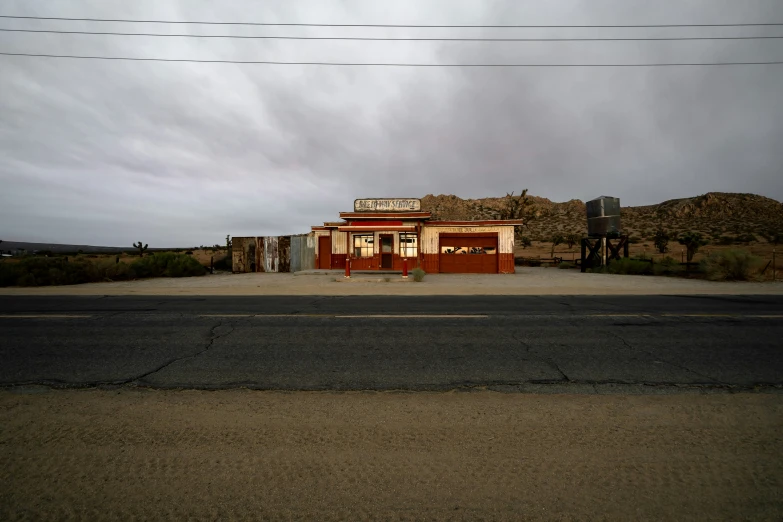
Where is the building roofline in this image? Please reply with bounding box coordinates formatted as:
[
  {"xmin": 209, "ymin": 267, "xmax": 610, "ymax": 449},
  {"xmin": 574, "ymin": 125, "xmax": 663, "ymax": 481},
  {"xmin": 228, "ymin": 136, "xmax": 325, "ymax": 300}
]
[
  {"xmin": 427, "ymin": 220, "xmax": 524, "ymax": 226},
  {"xmin": 339, "ymin": 211, "xmax": 432, "ymax": 220}
]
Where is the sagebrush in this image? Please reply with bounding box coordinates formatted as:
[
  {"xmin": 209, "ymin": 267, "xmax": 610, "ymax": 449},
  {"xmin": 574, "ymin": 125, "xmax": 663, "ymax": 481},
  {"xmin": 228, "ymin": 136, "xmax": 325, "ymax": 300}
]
[
  {"xmin": 0, "ymin": 252, "xmax": 206, "ymax": 287},
  {"xmin": 700, "ymin": 249, "xmax": 762, "ymax": 281},
  {"xmin": 592, "ymin": 258, "xmax": 653, "ymax": 275}
]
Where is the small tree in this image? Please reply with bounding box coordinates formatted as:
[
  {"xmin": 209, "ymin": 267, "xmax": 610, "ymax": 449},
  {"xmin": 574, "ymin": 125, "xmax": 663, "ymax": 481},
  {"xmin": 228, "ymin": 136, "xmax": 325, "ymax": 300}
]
[
  {"xmin": 550, "ymin": 234, "xmax": 565, "ymax": 258},
  {"xmin": 133, "ymin": 241, "xmax": 149, "ymax": 257},
  {"xmin": 499, "ymin": 189, "xmax": 537, "ymax": 242},
  {"xmin": 565, "ymin": 233, "xmax": 581, "ymax": 249},
  {"xmin": 499, "ymin": 189, "xmax": 529, "ymax": 220},
  {"xmin": 519, "ymin": 236, "xmax": 532, "ymax": 249},
  {"xmin": 653, "ymin": 228, "xmax": 671, "ymax": 254},
  {"xmin": 677, "ymin": 232, "xmax": 708, "ymax": 263},
  {"xmin": 761, "ymin": 230, "xmax": 781, "ymax": 245}
]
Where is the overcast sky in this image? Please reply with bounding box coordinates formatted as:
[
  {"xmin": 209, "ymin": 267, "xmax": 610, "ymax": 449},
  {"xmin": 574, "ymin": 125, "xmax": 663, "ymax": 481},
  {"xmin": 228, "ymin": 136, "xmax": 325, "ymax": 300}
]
[{"xmin": 1, "ymin": 0, "xmax": 782, "ymax": 246}]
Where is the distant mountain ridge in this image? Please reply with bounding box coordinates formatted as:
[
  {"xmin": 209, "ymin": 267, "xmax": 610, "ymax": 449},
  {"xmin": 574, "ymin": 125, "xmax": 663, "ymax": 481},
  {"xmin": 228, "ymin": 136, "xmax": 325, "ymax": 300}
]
[{"xmin": 421, "ymin": 192, "xmax": 783, "ymax": 241}]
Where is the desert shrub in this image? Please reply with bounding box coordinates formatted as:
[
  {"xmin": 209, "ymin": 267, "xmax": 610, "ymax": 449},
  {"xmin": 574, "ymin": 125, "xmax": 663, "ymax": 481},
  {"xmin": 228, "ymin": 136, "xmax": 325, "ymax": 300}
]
[
  {"xmin": 0, "ymin": 262, "xmax": 21, "ymax": 286},
  {"xmin": 700, "ymin": 249, "xmax": 762, "ymax": 281},
  {"xmin": 213, "ymin": 255, "xmax": 233, "ymax": 271},
  {"xmin": 558, "ymin": 262, "xmax": 575, "ymax": 269},
  {"xmin": 653, "ymin": 229, "xmax": 670, "ymax": 253},
  {"xmin": 550, "ymin": 234, "xmax": 565, "ymax": 257},
  {"xmin": 734, "ymin": 233, "xmax": 757, "ymax": 244},
  {"xmin": 604, "ymin": 258, "xmax": 653, "ymax": 275},
  {"xmin": 761, "ymin": 230, "xmax": 781, "ymax": 245},
  {"xmin": 678, "ymin": 232, "xmax": 708, "ymax": 263},
  {"xmin": 519, "ymin": 236, "xmax": 532, "ymax": 249},
  {"xmin": 628, "ymin": 236, "xmax": 642, "ymax": 244},
  {"xmin": 515, "ymin": 258, "xmax": 542, "ymax": 267},
  {"xmin": 103, "ymin": 261, "xmax": 136, "ymax": 281},
  {"xmin": 0, "ymin": 257, "xmax": 139, "ymax": 287},
  {"xmin": 716, "ymin": 236, "xmax": 734, "ymax": 245},
  {"xmin": 653, "ymin": 256, "xmax": 682, "ymax": 276},
  {"xmin": 131, "ymin": 252, "xmax": 206, "ymax": 278},
  {"xmin": 565, "ymin": 233, "xmax": 581, "ymax": 249},
  {"xmin": 411, "ymin": 267, "xmax": 426, "ymax": 282}
]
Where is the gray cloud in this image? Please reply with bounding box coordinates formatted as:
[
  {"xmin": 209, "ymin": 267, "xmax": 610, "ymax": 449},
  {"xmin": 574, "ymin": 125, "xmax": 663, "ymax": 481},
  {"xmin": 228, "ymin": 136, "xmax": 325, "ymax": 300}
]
[{"xmin": 1, "ymin": 0, "xmax": 782, "ymax": 246}]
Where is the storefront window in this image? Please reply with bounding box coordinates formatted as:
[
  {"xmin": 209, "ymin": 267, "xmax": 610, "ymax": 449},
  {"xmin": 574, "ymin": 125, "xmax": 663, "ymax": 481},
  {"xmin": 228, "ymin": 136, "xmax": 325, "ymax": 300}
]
[
  {"xmin": 353, "ymin": 234, "xmax": 374, "ymax": 257},
  {"xmin": 400, "ymin": 233, "xmax": 418, "ymax": 258},
  {"xmin": 440, "ymin": 245, "xmax": 496, "ymax": 254}
]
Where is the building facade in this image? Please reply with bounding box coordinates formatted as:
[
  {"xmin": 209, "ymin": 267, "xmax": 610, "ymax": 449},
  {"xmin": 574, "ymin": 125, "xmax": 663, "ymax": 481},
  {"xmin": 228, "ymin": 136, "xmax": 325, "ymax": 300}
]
[{"xmin": 312, "ymin": 198, "xmax": 521, "ymax": 274}]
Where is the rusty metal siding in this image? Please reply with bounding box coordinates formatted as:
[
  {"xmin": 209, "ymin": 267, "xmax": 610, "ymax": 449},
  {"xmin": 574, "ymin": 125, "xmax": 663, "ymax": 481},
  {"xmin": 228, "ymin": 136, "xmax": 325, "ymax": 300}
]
[
  {"xmin": 254, "ymin": 237, "xmax": 264, "ymax": 272},
  {"xmin": 232, "ymin": 237, "xmax": 257, "ymax": 273},
  {"xmin": 233, "ymin": 234, "xmax": 317, "ymax": 273},
  {"xmin": 421, "ymin": 226, "xmax": 515, "ymax": 254},
  {"xmin": 277, "ymin": 236, "xmax": 291, "ymax": 273},
  {"xmin": 263, "ymin": 236, "xmax": 278, "ymax": 272}
]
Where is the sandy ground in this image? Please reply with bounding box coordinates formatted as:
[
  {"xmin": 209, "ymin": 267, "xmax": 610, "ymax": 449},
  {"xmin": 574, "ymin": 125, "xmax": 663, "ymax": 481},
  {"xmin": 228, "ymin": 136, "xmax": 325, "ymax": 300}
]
[
  {"xmin": 1, "ymin": 268, "xmax": 781, "ymax": 296},
  {"xmin": 1, "ymin": 389, "xmax": 781, "ymax": 521}
]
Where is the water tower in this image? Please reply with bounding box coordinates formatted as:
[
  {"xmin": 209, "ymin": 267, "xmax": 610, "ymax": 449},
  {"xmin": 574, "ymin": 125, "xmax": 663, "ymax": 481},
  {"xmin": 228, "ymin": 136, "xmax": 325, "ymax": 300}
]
[{"xmin": 580, "ymin": 196, "xmax": 628, "ymax": 271}]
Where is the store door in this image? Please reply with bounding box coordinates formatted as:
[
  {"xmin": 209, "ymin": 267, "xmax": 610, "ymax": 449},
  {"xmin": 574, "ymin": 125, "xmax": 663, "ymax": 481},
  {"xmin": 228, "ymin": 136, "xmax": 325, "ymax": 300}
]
[
  {"xmin": 318, "ymin": 235, "xmax": 331, "ymax": 269},
  {"xmin": 380, "ymin": 235, "xmax": 393, "ymax": 269}
]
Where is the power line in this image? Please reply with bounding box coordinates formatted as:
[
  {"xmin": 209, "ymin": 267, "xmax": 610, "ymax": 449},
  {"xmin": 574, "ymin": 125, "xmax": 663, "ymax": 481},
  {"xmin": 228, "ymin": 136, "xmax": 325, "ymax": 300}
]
[
  {"xmin": 2, "ymin": 52, "xmax": 782, "ymax": 67},
  {"xmin": 1, "ymin": 15, "xmax": 783, "ymax": 28},
  {"xmin": 2, "ymin": 27, "xmax": 783, "ymax": 41}
]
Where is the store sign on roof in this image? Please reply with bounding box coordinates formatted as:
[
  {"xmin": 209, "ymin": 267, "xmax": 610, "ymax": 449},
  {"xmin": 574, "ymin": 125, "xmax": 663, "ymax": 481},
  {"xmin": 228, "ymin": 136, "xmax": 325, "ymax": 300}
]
[{"xmin": 354, "ymin": 198, "xmax": 421, "ymax": 212}]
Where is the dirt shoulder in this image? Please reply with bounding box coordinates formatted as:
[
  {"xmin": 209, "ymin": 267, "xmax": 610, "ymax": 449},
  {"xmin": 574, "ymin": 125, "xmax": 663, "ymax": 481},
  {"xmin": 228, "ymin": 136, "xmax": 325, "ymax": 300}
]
[
  {"xmin": 0, "ymin": 268, "xmax": 782, "ymax": 296},
  {"xmin": 2, "ymin": 389, "xmax": 781, "ymax": 521}
]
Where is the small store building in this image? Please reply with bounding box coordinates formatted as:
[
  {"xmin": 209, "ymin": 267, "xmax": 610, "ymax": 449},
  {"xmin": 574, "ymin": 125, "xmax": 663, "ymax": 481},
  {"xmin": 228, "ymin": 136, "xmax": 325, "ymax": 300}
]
[{"xmin": 312, "ymin": 198, "xmax": 521, "ymax": 274}]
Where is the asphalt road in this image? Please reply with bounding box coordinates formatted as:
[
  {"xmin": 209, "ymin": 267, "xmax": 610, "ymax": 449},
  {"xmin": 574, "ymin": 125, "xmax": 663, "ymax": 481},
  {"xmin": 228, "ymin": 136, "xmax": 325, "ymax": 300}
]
[{"xmin": 1, "ymin": 295, "xmax": 782, "ymax": 390}]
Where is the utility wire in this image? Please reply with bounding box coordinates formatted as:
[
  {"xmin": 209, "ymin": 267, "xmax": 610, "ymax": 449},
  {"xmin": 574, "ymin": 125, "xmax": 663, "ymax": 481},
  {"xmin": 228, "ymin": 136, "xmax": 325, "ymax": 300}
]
[
  {"xmin": 2, "ymin": 52, "xmax": 782, "ymax": 67},
  {"xmin": 2, "ymin": 27, "xmax": 783, "ymax": 41},
  {"xmin": 1, "ymin": 15, "xmax": 783, "ymax": 28}
]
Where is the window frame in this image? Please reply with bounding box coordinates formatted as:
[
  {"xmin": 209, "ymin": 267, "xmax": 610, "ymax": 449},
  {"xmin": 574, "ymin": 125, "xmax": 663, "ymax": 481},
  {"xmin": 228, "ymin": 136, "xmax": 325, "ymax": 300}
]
[
  {"xmin": 352, "ymin": 234, "xmax": 374, "ymax": 258},
  {"xmin": 399, "ymin": 233, "xmax": 418, "ymax": 259}
]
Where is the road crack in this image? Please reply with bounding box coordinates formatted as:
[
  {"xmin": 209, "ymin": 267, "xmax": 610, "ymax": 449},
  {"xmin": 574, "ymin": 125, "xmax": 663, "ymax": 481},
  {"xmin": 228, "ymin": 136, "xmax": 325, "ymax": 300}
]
[
  {"xmin": 606, "ymin": 329, "xmax": 722, "ymax": 384},
  {"xmin": 511, "ymin": 331, "xmax": 570, "ymax": 382},
  {"xmin": 129, "ymin": 320, "xmax": 234, "ymax": 384}
]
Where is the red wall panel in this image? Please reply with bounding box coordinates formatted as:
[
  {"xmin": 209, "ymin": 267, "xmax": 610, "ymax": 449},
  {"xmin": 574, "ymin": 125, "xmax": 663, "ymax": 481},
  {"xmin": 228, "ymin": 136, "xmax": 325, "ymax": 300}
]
[
  {"xmin": 422, "ymin": 254, "xmax": 439, "ymax": 274},
  {"xmin": 499, "ymin": 253, "xmax": 515, "ymax": 274}
]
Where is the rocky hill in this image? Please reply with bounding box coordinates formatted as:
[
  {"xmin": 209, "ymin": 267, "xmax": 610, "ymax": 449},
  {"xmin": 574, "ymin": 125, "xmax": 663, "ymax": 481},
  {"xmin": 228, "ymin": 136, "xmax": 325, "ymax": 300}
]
[{"xmin": 420, "ymin": 192, "xmax": 783, "ymax": 243}]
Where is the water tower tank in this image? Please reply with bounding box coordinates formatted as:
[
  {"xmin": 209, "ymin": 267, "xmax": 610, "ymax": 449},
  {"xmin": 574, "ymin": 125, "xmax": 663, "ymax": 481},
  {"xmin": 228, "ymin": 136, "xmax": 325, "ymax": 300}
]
[{"xmin": 586, "ymin": 196, "xmax": 622, "ymax": 237}]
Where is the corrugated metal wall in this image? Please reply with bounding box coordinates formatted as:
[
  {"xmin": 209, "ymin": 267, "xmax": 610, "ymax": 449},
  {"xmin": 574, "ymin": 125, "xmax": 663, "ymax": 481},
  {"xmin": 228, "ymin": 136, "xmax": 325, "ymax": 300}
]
[
  {"xmin": 290, "ymin": 234, "xmax": 315, "ymax": 272},
  {"xmin": 421, "ymin": 226, "xmax": 515, "ymax": 254},
  {"xmin": 232, "ymin": 233, "xmax": 315, "ymax": 273}
]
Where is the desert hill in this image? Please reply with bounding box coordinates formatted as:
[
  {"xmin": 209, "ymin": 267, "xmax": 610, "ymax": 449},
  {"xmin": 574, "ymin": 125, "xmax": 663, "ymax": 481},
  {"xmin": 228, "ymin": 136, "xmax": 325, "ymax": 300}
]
[{"xmin": 421, "ymin": 192, "xmax": 783, "ymax": 243}]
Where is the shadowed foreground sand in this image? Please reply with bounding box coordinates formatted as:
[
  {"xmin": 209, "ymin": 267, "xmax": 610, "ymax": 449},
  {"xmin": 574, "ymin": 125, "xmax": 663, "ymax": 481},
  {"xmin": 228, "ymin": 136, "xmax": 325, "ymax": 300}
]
[{"xmin": 1, "ymin": 390, "xmax": 782, "ymax": 521}]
